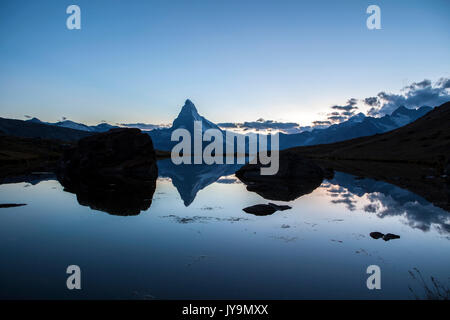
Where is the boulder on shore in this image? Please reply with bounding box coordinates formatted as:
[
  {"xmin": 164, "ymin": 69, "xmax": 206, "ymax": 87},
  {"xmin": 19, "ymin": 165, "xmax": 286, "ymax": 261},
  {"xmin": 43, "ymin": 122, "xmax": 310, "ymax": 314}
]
[
  {"xmin": 236, "ymin": 150, "xmax": 325, "ymax": 201},
  {"xmin": 57, "ymin": 128, "xmax": 158, "ymax": 215}
]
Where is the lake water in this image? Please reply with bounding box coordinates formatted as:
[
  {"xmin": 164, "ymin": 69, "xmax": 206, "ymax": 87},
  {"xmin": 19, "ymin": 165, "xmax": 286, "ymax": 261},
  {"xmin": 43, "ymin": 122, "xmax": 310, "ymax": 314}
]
[{"xmin": 1, "ymin": 161, "xmax": 449, "ymax": 299}]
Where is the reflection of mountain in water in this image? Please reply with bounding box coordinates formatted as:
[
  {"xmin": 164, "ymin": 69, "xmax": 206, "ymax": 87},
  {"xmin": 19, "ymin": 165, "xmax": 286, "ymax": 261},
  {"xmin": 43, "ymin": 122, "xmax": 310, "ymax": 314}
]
[
  {"xmin": 157, "ymin": 159, "xmax": 243, "ymax": 206},
  {"xmin": 326, "ymin": 172, "xmax": 450, "ymax": 235}
]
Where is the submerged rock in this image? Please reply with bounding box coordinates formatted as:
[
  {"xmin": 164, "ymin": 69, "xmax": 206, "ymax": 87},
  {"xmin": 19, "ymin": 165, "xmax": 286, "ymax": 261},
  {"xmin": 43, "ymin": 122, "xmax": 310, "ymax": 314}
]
[
  {"xmin": 236, "ymin": 150, "xmax": 324, "ymax": 201},
  {"xmin": 57, "ymin": 128, "xmax": 158, "ymax": 216},
  {"xmin": 243, "ymin": 203, "xmax": 292, "ymax": 216},
  {"xmin": 370, "ymin": 231, "xmax": 400, "ymax": 241}
]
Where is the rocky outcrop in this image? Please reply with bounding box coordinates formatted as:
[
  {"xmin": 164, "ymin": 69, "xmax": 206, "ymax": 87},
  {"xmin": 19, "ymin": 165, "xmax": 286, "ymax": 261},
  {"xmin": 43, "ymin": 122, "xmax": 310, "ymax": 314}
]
[
  {"xmin": 243, "ymin": 203, "xmax": 292, "ymax": 216},
  {"xmin": 57, "ymin": 128, "xmax": 158, "ymax": 215},
  {"xmin": 235, "ymin": 150, "xmax": 325, "ymax": 201}
]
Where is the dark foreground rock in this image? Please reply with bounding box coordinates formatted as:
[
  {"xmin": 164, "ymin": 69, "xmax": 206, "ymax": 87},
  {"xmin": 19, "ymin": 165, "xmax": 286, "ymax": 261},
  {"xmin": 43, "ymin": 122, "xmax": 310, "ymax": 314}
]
[
  {"xmin": 236, "ymin": 150, "xmax": 325, "ymax": 201},
  {"xmin": 0, "ymin": 203, "xmax": 27, "ymax": 208},
  {"xmin": 370, "ymin": 232, "xmax": 400, "ymax": 241},
  {"xmin": 243, "ymin": 203, "xmax": 292, "ymax": 216},
  {"xmin": 57, "ymin": 128, "xmax": 158, "ymax": 216}
]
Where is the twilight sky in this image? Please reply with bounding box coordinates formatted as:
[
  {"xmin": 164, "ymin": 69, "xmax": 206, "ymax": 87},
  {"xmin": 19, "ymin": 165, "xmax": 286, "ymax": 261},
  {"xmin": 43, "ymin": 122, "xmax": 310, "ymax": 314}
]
[{"xmin": 0, "ymin": 0, "xmax": 449, "ymax": 126}]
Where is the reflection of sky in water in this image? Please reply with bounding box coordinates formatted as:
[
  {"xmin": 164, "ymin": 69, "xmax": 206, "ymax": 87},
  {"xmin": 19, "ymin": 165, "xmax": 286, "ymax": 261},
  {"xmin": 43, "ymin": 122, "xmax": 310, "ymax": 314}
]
[
  {"xmin": 325, "ymin": 172, "xmax": 450, "ymax": 236},
  {"xmin": 0, "ymin": 170, "xmax": 449, "ymax": 299}
]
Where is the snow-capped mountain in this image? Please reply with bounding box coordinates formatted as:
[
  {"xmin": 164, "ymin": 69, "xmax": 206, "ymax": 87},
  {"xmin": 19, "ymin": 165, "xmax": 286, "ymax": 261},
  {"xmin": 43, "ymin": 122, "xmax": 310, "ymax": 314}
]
[
  {"xmin": 19, "ymin": 101, "xmax": 435, "ymax": 152},
  {"xmin": 278, "ymin": 105, "xmax": 432, "ymax": 149}
]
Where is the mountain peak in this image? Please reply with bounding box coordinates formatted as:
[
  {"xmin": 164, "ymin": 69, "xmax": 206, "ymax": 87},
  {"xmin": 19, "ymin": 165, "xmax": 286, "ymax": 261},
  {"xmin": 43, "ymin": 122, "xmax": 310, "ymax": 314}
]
[
  {"xmin": 170, "ymin": 99, "xmax": 221, "ymax": 132},
  {"xmin": 181, "ymin": 99, "xmax": 198, "ymax": 114},
  {"xmin": 174, "ymin": 99, "xmax": 201, "ymax": 125},
  {"xmin": 391, "ymin": 105, "xmax": 409, "ymax": 116},
  {"xmin": 27, "ymin": 117, "xmax": 43, "ymax": 123}
]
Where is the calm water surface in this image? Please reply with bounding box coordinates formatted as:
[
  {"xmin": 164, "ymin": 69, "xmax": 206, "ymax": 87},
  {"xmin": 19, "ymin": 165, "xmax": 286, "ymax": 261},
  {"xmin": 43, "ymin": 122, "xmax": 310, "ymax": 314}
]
[{"xmin": 0, "ymin": 162, "xmax": 449, "ymax": 299}]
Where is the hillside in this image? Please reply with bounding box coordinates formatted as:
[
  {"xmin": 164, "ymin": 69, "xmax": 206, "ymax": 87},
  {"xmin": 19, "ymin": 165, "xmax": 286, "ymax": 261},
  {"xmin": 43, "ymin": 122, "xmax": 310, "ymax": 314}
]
[
  {"xmin": 0, "ymin": 134, "xmax": 67, "ymax": 179},
  {"xmin": 0, "ymin": 117, "xmax": 92, "ymax": 141}
]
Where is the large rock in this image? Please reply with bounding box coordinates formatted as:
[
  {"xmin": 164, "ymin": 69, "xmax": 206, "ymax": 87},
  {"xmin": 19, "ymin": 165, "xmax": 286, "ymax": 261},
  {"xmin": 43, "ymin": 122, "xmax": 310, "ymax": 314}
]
[
  {"xmin": 57, "ymin": 128, "xmax": 158, "ymax": 215},
  {"xmin": 235, "ymin": 150, "xmax": 324, "ymax": 201}
]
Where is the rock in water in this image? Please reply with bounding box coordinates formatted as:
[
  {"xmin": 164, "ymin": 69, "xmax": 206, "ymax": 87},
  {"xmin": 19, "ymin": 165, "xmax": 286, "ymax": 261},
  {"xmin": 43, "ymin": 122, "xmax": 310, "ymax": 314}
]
[
  {"xmin": 370, "ymin": 232, "xmax": 384, "ymax": 239},
  {"xmin": 243, "ymin": 204, "xmax": 277, "ymax": 216},
  {"xmin": 383, "ymin": 233, "xmax": 400, "ymax": 241},
  {"xmin": 370, "ymin": 232, "xmax": 400, "ymax": 241},
  {"xmin": 0, "ymin": 203, "xmax": 27, "ymax": 208},
  {"xmin": 268, "ymin": 203, "xmax": 292, "ymax": 211},
  {"xmin": 243, "ymin": 203, "xmax": 292, "ymax": 216},
  {"xmin": 57, "ymin": 128, "xmax": 158, "ymax": 216},
  {"xmin": 236, "ymin": 150, "xmax": 324, "ymax": 201}
]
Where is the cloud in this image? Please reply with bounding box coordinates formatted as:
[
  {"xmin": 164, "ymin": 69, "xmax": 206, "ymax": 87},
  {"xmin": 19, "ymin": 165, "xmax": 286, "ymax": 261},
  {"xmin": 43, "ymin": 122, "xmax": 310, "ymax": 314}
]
[
  {"xmin": 218, "ymin": 119, "xmax": 305, "ymax": 134},
  {"xmin": 217, "ymin": 122, "xmax": 238, "ymax": 128},
  {"xmin": 364, "ymin": 96, "xmax": 379, "ymax": 107},
  {"xmin": 347, "ymin": 98, "xmax": 358, "ymax": 106},
  {"xmin": 120, "ymin": 123, "xmax": 170, "ymax": 130},
  {"xmin": 241, "ymin": 119, "xmax": 299, "ymax": 130},
  {"xmin": 365, "ymin": 78, "xmax": 450, "ymax": 116},
  {"xmin": 327, "ymin": 115, "xmax": 346, "ymax": 122},
  {"xmin": 326, "ymin": 99, "xmax": 360, "ymax": 123},
  {"xmin": 312, "ymin": 120, "xmax": 331, "ymax": 126},
  {"xmin": 331, "ymin": 104, "xmax": 358, "ymax": 112}
]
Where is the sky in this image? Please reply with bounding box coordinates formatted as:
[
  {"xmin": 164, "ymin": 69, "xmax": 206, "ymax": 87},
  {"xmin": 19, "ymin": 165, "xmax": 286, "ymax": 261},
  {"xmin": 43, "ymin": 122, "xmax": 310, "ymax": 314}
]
[{"xmin": 0, "ymin": 0, "xmax": 449, "ymax": 126}]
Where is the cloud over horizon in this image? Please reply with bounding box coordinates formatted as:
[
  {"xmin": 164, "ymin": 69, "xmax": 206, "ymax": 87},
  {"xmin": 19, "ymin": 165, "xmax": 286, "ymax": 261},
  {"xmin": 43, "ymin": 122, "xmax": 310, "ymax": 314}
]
[
  {"xmin": 365, "ymin": 78, "xmax": 450, "ymax": 116},
  {"xmin": 326, "ymin": 99, "xmax": 360, "ymax": 123},
  {"xmin": 218, "ymin": 118, "xmax": 304, "ymax": 134},
  {"xmin": 317, "ymin": 77, "xmax": 450, "ymax": 125}
]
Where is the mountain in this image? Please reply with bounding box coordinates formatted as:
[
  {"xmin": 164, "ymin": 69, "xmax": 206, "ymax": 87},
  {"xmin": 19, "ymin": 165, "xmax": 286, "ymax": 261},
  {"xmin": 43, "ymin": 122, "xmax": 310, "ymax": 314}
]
[
  {"xmin": 172, "ymin": 99, "xmax": 221, "ymax": 132},
  {"xmin": 279, "ymin": 105, "xmax": 432, "ymax": 149},
  {"xmin": 26, "ymin": 118, "xmax": 118, "ymax": 133},
  {"xmin": 148, "ymin": 99, "xmax": 224, "ymax": 151},
  {"xmin": 158, "ymin": 159, "xmax": 243, "ymax": 206},
  {"xmin": 0, "ymin": 117, "xmax": 92, "ymax": 141},
  {"xmin": 148, "ymin": 102, "xmax": 432, "ymax": 152},
  {"xmin": 4, "ymin": 101, "xmax": 435, "ymax": 152},
  {"xmin": 291, "ymin": 101, "xmax": 449, "ymax": 164}
]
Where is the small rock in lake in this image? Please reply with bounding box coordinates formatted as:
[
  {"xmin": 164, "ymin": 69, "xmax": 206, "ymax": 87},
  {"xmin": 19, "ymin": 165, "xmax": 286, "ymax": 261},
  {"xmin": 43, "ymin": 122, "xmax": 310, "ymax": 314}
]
[
  {"xmin": 370, "ymin": 231, "xmax": 400, "ymax": 241},
  {"xmin": 0, "ymin": 203, "xmax": 27, "ymax": 208},
  {"xmin": 383, "ymin": 233, "xmax": 400, "ymax": 241},
  {"xmin": 243, "ymin": 204, "xmax": 277, "ymax": 216},
  {"xmin": 370, "ymin": 232, "xmax": 384, "ymax": 239},
  {"xmin": 268, "ymin": 203, "xmax": 292, "ymax": 211},
  {"xmin": 243, "ymin": 203, "xmax": 292, "ymax": 216}
]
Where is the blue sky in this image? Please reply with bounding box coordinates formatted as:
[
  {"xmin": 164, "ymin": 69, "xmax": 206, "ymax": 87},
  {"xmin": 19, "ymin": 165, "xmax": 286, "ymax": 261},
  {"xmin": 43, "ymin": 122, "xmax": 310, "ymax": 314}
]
[{"xmin": 0, "ymin": 0, "xmax": 449, "ymax": 126}]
